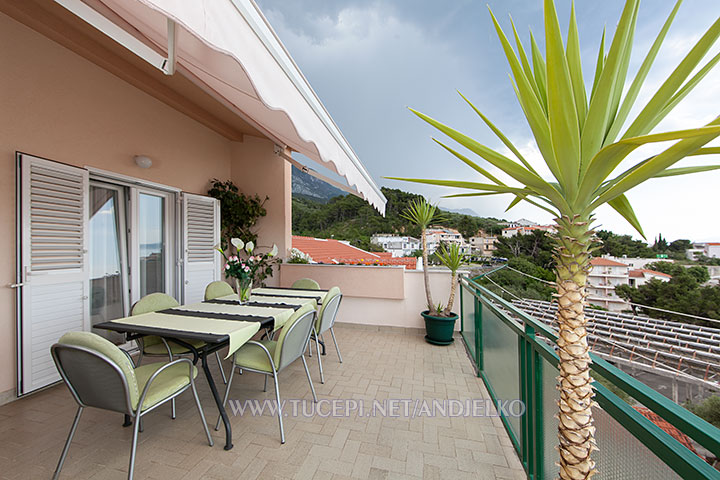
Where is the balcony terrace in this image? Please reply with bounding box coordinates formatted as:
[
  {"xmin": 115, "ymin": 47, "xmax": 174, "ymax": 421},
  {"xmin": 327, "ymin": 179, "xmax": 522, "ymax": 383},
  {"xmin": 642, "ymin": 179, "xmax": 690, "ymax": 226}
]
[{"xmin": 0, "ymin": 323, "xmax": 525, "ymax": 480}]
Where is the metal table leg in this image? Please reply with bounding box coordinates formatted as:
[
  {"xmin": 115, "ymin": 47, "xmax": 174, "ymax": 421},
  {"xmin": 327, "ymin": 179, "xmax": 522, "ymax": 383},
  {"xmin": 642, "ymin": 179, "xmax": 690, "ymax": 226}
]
[{"xmin": 201, "ymin": 352, "xmax": 233, "ymax": 450}]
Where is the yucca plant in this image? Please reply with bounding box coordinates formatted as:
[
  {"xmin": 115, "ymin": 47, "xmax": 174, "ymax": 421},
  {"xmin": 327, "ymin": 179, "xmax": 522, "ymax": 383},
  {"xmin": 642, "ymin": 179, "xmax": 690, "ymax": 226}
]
[
  {"xmin": 435, "ymin": 243, "xmax": 465, "ymax": 316},
  {"xmin": 400, "ymin": 198, "xmax": 446, "ymax": 315},
  {"xmin": 389, "ymin": 0, "xmax": 720, "ymax": 478}
]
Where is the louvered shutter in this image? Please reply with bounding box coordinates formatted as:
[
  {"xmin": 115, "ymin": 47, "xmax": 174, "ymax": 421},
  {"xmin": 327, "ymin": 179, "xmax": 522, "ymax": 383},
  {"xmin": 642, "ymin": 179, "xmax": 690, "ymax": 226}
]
[
  {"xmin": 17, "ymin": 153, "xmax": 89, "ymax": 395},
  {"xmin": 182, "ymin": 193, "xmax": 221, "ymax": 303}
]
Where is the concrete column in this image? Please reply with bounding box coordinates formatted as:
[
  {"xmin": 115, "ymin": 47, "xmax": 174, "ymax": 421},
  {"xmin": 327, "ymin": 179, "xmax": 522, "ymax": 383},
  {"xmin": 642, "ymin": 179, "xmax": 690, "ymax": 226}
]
[{"xmin": 230, "ymin": 137, "xmax": 292, "ymax": 286}]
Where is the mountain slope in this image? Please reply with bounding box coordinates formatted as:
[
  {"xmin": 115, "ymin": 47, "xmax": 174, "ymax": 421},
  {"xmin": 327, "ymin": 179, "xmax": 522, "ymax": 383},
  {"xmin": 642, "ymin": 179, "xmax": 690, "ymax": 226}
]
[{"xmin": 291, "ymin": 165, "xmax": 346, "ymax": 202}]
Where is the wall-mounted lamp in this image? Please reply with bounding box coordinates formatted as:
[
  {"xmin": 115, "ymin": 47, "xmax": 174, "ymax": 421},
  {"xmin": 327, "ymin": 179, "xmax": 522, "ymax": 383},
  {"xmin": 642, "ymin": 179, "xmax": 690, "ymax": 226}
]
[{"xmin": 134, "ymin": 155, "xmax": 153, "ymax": 169}]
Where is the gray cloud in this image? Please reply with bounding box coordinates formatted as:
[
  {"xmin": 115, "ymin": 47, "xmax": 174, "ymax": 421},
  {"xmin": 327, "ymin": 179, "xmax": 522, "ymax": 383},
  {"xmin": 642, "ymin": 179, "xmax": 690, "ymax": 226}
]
[{"xmin": 258, "ymin": 0, "xmax": 720, "ymax": 242}]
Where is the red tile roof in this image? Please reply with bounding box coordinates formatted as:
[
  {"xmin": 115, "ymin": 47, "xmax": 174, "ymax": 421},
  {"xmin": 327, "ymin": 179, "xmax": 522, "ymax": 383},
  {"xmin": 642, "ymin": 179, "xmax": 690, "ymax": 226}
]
[
  {"xmin": 633, "ymin": 407, "xmax": 699, "ymax": 456},
  {"xmin": 590, "ymin": 257, "xmax": 628, "ymax": 267},
  {"xmin": 292, "ymin": 236, "xmax": 416, "ymax": 269},
  {"xmin": 631, "ymin": 268, "xmax": 672, "ymax": 278}
]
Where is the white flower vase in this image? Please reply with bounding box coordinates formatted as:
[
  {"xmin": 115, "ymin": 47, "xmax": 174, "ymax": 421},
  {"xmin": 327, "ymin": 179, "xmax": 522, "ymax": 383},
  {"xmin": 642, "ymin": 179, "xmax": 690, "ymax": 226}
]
[{"xmin": 236, "ymin": 277, "xmax": 253, "ymax": 304}]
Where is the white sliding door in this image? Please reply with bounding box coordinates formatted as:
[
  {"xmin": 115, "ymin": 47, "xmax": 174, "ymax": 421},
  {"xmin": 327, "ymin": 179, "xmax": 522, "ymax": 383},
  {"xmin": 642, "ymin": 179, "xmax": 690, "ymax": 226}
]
[
  {"xmin": 16, "ymin": 153, "xmax": 89, "ymax": 395},
  {"xmin": 181, "ymin": 193, "xmax": 221, "ymax": 304}
]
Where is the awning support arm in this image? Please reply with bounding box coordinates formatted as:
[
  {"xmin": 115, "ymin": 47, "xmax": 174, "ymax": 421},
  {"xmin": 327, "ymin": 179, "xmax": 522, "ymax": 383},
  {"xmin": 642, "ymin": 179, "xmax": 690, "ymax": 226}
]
[
  {"xmin": 273, "ymin": 146, "xmax": 362, "ymax": 199},
  {"xmin": 54, "ymin": 0, "xmax": 176, "ymax": 75}
]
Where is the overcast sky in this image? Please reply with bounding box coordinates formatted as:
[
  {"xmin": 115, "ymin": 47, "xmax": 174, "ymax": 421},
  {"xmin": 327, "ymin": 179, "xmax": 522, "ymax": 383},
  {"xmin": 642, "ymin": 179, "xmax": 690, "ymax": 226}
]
[{"xmin": 256, "ymin": 0, "xmax": 720, "ymax": 243}]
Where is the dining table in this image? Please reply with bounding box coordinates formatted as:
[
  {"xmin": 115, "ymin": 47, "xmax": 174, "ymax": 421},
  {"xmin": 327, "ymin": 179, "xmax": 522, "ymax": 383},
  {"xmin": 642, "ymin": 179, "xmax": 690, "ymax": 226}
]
[{"xmin": 94, "ymin": 286, "xmax": 328, "ymax": 450}]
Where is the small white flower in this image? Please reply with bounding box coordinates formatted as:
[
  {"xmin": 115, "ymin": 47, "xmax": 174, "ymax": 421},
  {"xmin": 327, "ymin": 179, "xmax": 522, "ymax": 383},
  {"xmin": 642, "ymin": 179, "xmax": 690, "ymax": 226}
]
[
  {"xmin": 231, "ymin": 238, "xmax": 244, "ymax": 250},
  {"xmin": 245, "ymin": 241, "xmax": 255, "ymax": 253},
  {"xmin": 269, "ymin": 244, "xmax": 278, "ymax": 257}
]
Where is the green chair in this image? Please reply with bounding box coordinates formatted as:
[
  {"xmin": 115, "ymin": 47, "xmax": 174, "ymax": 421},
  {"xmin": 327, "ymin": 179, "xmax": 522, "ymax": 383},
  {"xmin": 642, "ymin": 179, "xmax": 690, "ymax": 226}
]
[
  {"xmin": 291, "ymin": 278, "xmax": 321, "ymax": 290},
  {"xmin": 204, "ymin": 280, "xmax": 234, "ymax": 301},
  {"xmin": 51, "ymin": 332, "xmax": 212, "ymax": 480},
  {"xmin": 131, "ymin": 293, "xmax": 227, "ymax": 418},
  {"xmin": 309, "ymin": 287, "xmax": 343, "ymax": 384},
  {"xmin": 215, "ymin": 303, "xmax": 318, "ymax": 443}
]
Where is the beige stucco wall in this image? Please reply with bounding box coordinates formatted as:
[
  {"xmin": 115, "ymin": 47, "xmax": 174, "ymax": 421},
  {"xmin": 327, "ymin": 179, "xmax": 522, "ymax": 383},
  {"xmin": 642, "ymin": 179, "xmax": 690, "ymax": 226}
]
[
  {"xmin": 0, "ymin": 13, "xmax": 289, "ymax": 400},
  {"xmin": 230, "ymin": 139, "xmax": 292, "ymax": 286},
  {"xmin": 279, "ymin": 264, "xmax": 463, "ymax": 330}
]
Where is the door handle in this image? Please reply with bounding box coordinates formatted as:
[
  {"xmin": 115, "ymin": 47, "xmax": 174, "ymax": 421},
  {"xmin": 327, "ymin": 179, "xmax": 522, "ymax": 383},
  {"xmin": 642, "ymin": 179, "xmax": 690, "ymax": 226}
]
[{"xmin": 8, "ymin": 283, "xmax": 24, "ymax": 288}]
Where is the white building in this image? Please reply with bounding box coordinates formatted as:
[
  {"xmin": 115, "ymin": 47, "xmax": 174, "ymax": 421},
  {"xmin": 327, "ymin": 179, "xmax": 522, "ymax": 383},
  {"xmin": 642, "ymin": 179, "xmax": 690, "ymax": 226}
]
[
  {"xmin": 469, "ymin": 231, "xmax": 498, "ymax": 257},
  {"xmin": 688, "ymin": 242, "xmax": 720, "ymax": 260},
  {"xmin": 588, "ymin": 258, "xmax": 630, "ymax": 312},
  {"xmin": 628, "ymin": 269, "xmax": 672, "ymax": 287},
  {"xmin": 502, "ymin": 225, "xmax": 556, "ymax": 238},
  {"xmin": 426, "ymin": 227, "xmax": 470, "ymax": 253},
  {"xmin": 604, "ymin": 256, "xmax": 669, "ymax": 270},
  {"xmin": 588, "ymin": 257, "xmax": 672, "ymax": 312},
  {"xmin": 370, "ymin": 234, "xmax": 420, "ymax": 258}
]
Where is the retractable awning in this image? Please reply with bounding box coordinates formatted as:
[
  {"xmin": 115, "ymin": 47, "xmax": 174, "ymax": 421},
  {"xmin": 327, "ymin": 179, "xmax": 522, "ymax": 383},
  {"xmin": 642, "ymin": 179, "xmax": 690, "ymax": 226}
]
[{"xmin": 58, "ymin": 0, "xmax": 386, "ymax": 214}]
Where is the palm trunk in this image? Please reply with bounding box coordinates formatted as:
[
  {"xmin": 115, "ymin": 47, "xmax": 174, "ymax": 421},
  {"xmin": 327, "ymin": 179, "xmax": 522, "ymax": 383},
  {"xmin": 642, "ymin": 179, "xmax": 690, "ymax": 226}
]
[
  {"xmin": 422, "ymin": 229, "xmax": 437, "ymax": 315},
  {"xmin": 553, "ymin": 214, "xmax": 597, "ymax": 480},
  {"xmin": 443, "ymin": 272, "xmax": 458, "ymax": 316}
]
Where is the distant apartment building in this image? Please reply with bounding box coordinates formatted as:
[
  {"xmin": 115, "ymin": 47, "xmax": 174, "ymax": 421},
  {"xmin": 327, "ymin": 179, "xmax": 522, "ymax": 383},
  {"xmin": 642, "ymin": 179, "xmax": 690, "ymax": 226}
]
[
  {"xmin": 505, "ymin": 218, "xmax": 538, "ymax": 228},
  {"xmin": 587, "ymin": 257, "xmax": 671, "ymax": 312},
  {"xmin": 501, "ymin": 224, "xmax": 556, "ymax": 238},
  {"xmin": 628, "ymin": 269, "xmax": 672, "ymax": 287},
  {"xmin": 370, "ymin": 234, "xmax": 421, "ymax": 257},
  {"xmin": 426, "ymin": 227, "xmax": 470, "ymax": 253},
  {"xmin": 469, "ymin": 230, "xmax": 498, "ymax": 257},
  {"xmin": 687, "ymin": 242, "xmax": 720, "ymax": 260}
]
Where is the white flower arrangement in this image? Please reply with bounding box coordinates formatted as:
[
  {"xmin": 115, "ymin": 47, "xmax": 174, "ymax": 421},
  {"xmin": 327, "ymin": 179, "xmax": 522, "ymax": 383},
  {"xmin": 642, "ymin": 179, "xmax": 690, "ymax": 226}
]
[{"xmin": 288, "ymin": 248, "xmax": 312, "ymax": 264}]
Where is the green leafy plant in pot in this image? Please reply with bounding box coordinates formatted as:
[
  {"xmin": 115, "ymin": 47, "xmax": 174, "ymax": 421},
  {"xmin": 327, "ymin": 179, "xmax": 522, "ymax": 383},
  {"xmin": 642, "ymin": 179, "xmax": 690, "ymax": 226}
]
[{"xmin": 401, "ymin": 199, "xmax": 465, "ymax": 345}]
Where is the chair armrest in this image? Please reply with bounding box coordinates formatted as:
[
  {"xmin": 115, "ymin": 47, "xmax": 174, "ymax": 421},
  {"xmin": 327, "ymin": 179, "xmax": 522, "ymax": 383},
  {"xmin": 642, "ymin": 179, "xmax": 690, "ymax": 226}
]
[
  {"xmin": 119, "ymin": 348, "xmax": 136, "ymax": 368},
  {"xmin": 136, "ymin": 358, "xmax": 194, "ymax": 411},
  {"xmin": 238, "ymin": 340, "xmax": 278, "ymax": 372}
]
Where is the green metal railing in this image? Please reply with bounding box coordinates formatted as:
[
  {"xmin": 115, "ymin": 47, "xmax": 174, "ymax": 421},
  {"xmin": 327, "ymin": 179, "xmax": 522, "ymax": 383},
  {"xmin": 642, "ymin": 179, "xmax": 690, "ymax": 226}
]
[{"xmin": 459, "ymin": 274, "xmax": 720, "ymax": 480}]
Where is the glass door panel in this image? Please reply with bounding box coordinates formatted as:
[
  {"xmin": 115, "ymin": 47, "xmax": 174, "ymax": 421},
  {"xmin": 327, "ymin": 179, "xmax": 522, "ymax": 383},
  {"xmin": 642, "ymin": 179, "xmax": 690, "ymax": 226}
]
[
  {"xmin": 138, "ymin": 193, "xmax": 166, "ymax": 297},
  {"xmin": 89, "ymin": 184, "xmax": 128, "ymax": 328}
]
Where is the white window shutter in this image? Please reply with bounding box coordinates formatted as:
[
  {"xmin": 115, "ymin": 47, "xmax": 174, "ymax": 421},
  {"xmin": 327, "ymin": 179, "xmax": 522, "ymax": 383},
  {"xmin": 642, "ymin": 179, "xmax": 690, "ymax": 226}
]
[
  {"xmin": 182, "ymin": 193, "xmax": 221, "ymax": 304},
  {"xmin": 17, "ymin": 153, "xmax": 89, "ymax": 395}
]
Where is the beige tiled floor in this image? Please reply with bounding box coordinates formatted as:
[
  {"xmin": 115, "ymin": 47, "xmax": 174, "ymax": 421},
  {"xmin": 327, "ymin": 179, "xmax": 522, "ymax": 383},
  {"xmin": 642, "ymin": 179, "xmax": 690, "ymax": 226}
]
[{"xmin": 0, "ymin": 325, "xmax": 525, "ymax": 480}]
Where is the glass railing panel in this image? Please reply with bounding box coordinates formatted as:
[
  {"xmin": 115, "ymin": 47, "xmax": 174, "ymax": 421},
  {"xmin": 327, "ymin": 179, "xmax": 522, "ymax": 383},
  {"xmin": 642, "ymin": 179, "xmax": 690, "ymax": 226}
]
[
  {"xmin": 594, "ymin": 406, "xmax": 683, "ymax": 479},
  {"xmin": 482, "ymin": 302, "xmax": 521, "ymax": 438},
  {"xmin": 461, "ymin": 285, "xmax": 476, "ymax": 361}
]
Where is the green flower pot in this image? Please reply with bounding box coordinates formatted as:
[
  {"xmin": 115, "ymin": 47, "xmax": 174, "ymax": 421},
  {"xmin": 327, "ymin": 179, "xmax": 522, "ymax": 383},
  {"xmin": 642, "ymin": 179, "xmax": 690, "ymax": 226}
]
[{"xmin": 421, "ymin": 310, "xmax": 458, "ymax": 346}]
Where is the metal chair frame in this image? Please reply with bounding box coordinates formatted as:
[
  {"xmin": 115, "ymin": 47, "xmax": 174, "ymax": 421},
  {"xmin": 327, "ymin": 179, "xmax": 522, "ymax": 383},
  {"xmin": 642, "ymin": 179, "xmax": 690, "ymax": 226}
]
[
  {"xmin": 309, "ymin": 293, "xmax": 343, "ymax": 383},
  {"xmin": 215, "ymin": 310, "xmax": 318, "ymax": 443},
  {"xmin": 51, "ymin": 344, "xmax": 213, "ymax": 480}
]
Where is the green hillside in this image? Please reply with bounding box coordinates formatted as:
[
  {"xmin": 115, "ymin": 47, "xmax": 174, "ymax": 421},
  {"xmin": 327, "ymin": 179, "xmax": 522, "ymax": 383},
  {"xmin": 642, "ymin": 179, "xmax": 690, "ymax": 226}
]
[{"xmin": 292, "ymin": 187, "xmax": 506, "ymax": 251}]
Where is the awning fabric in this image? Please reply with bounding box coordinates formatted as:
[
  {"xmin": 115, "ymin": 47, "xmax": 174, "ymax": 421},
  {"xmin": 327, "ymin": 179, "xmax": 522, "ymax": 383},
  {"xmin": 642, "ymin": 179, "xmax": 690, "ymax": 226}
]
[{"xmin": 93, "ymin": 0, "xmax": 387, "ymax": 213}]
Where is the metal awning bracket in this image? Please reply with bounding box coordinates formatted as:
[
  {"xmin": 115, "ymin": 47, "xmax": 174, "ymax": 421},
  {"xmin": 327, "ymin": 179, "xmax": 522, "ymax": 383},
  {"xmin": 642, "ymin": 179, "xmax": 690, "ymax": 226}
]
[{"xmin": 55, "ymin": 0, "xmax": 176, "ymax": 75}]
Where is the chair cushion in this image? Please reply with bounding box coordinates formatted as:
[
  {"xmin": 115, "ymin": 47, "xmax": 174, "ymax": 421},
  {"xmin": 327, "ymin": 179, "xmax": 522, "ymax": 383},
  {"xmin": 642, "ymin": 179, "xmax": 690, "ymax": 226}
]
[
  {"xmin": 291, "ymin": 278, "xmax": 320, "ymax": 290},
  {"xmin": 233, "ymin": 340, "xmax": 277, "ymax": 373},
  {"xmin": 204, "ymin": 281, "xmax": 235, "ymax": 301},
  {"xmin": 316, "ymin": 286, "xmax": 341, "ymax": 332},
  {"xmin": 143, "ymin": 338, "xmax": 206, "ymax": 356},
  {"xmin": 134, "ymin": 362, "xmax": 198, "ymax": 411},
  {"xmin": 59, "ymin": 331, "xmax": 139, "ymax": 407},
  {"xmin": 131, "ymin": 293, "xmax": 179, "ymax": 315}
]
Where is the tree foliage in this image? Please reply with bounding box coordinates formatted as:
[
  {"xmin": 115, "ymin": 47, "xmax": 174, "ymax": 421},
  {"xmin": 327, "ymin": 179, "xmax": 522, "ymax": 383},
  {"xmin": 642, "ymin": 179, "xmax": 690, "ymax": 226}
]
[
  {"xmin": 208, "ymin": 179, "xmax": 267, "ymax": 250},
  {"xmin": 479, "ymin": 257, "xmax": 555, "ymax": 301},
  {"xmin": 292, "ymin": 187, "xmax": 505, "ymax": 250},
  {"xmin": 686, "ymin": 395, "xmax": 720, "ymax": 428},
  {"xmin": 615, "ymin": 263, "xmax": 719, "ymax": 325},
  {"xmin": 495, "ymin": 230, "xmax": 556, "ymax": 269},
  {"xmin": 595, "ymin": 230, "xmax": 655, "ymax": 258}
]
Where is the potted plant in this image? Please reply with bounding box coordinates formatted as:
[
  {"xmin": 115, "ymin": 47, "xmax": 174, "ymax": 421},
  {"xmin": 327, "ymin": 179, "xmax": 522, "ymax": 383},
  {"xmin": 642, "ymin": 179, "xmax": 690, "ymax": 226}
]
[
  {"xmin": 401, "ymin": 199, "xmax": 465, "ymax": 345},
  {"xmin": 217, "ymin": 238, "xmax": 278, "ymax": 303}
]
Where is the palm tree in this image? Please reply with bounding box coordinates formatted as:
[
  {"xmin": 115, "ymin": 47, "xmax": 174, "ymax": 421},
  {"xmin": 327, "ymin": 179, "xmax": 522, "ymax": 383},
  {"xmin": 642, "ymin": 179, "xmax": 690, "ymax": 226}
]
[
  {"xmin": 401, "ymin": 199, "xmax": 444, "ymax": 315},
  {"xmin": 388, "ymin": 1, "xmax": 720, "ymax": 478}
]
